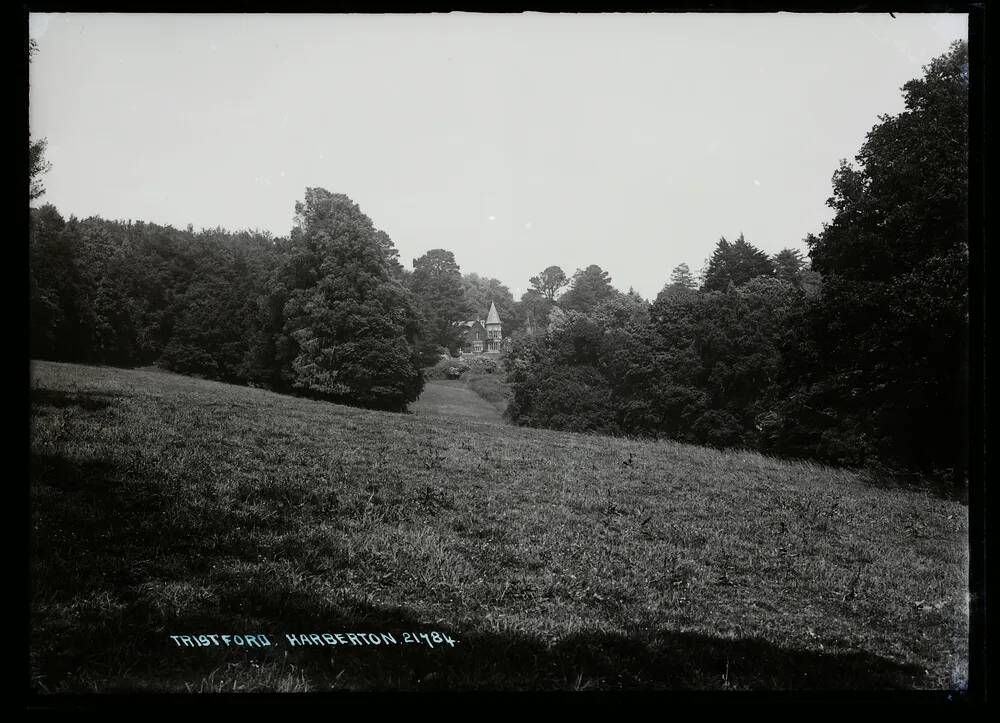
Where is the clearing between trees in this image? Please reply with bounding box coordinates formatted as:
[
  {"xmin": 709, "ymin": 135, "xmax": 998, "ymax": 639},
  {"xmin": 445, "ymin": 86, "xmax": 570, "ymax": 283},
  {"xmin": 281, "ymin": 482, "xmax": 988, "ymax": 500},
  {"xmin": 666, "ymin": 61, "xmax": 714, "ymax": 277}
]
[
  {"xmin": 409, "ymin": 380, "xmax": 506, "ymax": 424},
  {"xmin": 29, "ymin": 361, "xmax": 967, "ymax": 692}
]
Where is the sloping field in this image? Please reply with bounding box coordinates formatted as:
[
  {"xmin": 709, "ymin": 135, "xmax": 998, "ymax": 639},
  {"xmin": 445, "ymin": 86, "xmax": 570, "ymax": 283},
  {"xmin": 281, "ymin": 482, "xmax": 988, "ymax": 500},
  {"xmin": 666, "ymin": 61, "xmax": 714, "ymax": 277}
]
[
  {"xmin": 29, "ymin": 361, "xmax": 968, "ymax": 692},
  {"xmin": 408, "ymin": 379, "xmax": 505, "ymax": 424}
]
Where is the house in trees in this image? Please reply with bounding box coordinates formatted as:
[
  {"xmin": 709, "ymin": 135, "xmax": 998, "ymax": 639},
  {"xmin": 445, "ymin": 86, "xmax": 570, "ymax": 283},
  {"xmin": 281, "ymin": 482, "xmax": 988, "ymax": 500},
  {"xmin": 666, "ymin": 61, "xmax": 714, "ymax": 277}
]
[{"xmin": 459, "ymin": 301, "xmax": 505, "ymax": 354}]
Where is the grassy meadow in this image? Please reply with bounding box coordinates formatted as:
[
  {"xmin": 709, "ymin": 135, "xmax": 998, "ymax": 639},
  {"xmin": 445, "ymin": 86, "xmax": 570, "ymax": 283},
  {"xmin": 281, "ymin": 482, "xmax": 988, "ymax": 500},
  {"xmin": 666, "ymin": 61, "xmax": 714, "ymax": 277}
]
[
  {"xmin": 29, "ymin": 361, "xmax": 968, "ymax": 692},
  {"xmin": 422, "ymin": 355, "xmax": 512, "ymax": 416},
  {"xmin": 408, "ymin": 380, "xmax": 505, "ymax": 425}
]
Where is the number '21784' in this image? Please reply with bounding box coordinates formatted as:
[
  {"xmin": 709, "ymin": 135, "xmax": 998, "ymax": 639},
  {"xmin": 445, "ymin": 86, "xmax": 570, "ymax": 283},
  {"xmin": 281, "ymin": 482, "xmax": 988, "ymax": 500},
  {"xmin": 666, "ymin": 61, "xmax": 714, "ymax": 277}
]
[{"xmin": 402, "ymin": 632, "xmax": 457, "ymax": 648}]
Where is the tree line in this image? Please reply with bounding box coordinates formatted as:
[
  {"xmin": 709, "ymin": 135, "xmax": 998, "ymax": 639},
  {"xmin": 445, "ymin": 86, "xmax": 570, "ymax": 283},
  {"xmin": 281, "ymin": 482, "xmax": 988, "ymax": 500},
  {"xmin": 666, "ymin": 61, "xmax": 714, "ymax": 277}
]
[
  {"xmin": 26, "ymin": 191, "xmax": 629, "ymax": 401},
  {"xmin": 29, "ymin": 41, "xmax": 968, "ymax": 481},
  {"xmin": 30, "ymin": 190, "xmax": 430, "ymax": 410},
  {"xmin": 505, "ymin": 41, "xmax": 969, "ymax": 483}
]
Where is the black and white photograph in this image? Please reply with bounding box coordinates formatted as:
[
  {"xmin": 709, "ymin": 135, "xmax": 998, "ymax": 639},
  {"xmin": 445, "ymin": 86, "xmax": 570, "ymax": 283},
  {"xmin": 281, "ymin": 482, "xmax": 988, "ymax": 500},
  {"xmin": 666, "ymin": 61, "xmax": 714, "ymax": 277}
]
[{"xmin": 27, "ymin": 8, "xmax": 979, "ymax": 697}]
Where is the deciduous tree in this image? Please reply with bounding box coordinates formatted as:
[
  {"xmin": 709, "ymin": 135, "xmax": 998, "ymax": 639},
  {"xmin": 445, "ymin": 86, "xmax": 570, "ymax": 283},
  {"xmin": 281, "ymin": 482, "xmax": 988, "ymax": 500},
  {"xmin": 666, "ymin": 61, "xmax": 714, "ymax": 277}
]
[
  {"xmin": 277, "ymin": 189, "xmax": 424, "ymax": 410},
  {"xmin": 410, "ymin": 249, "xmax": 471, "ymax": 355},
  {"xmin": 559, "ymin": 264, "xmax": 618, "ymax": 314},
  {"xmin": 28, "ymin": 39, "xmax": 52, "ymax": 202},
  {"xmin": 528, "ymin": 265, "xmax": 569, "ymax": 301},
  {"xmin": 800, "ymin": 40, "xmax": 969, "ymax": 477}
]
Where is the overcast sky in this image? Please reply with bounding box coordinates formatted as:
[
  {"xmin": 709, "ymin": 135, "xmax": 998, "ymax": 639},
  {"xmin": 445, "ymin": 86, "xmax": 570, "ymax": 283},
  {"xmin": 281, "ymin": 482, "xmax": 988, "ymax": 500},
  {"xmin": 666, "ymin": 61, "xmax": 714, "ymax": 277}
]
[{"xmin": 28, "ymin": 12, "xmax": 966, "ymax": 300}]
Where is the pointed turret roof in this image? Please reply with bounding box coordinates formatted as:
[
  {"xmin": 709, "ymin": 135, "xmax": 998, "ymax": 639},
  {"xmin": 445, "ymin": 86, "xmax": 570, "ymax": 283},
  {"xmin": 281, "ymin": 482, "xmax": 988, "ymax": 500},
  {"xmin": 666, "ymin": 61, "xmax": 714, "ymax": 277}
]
[{"xmin": 485, "ymin": 301, "xmax": 501, "ymax": 325}]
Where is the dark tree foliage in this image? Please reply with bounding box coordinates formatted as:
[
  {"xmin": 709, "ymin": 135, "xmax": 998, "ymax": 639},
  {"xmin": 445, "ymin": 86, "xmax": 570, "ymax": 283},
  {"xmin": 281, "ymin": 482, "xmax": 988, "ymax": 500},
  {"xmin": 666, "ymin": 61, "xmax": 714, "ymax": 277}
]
[
  {"xmin": 667, "ymin": 263, "xmax": 697, "ymax": 291},
  {"xmin": 799, "ymin": 40, "xmax": 969, "ymax": 477},
  {"xmin": 29, "ymin": 139, "xmax": 52, "ymax": 202},
  {"xmin": 559, "ymin": 264, "xmax": 619, "ymax": 314},
  {"xmin": 657, "ymin": 263, "xmax": 700, "ymax": 304},
  {"xmin": 409, "ymin": 249, "xmax": 471, "ymax": 357},
  {"xmin": 772, "ymin": 248, "xmax": 805, "ymax": 284},
  {"xmin": 29, "ymin": 39, "xmax": 52, "ymax": 202},
  {"xmin": 509, "ymin": 289, "xmax": 554, "ymax": 340},
  {"xmin": 374, "ymin": 230, "xmax": 405, "ymax": 280},
  {"xmin": 647, "ymin": 278, "xmax": 804, "ymax": 447},
  {"xmin": 507, "ymin": 294, "xmax": 654, "ymax": 435},
  {"xmin": 462, "ymin": 273, "xmax": 516, "ymax": 333},
  {"xmin": 274, "ymin": 189, "xmax": 424, "ymax": 410},
  {"xmin": 506, "ymin": 44, "xmax": 967, "ymax": 484},
  {"xmin": 505, "ymin": 314, "xmax": 619, "ymax": 434},
  {"xmin": 161, "ymin": 230, "xmax": 276, "ymax": 381},
  {"xmin": 28, "ymin": 188, "xmax": 427, "ymax": 412},
  {"xmin": 28, "ymin": 208, "xmax": 277, "ymax": 376},
  {"xmin": 701, "ymin": 234, "xmax": 774, "ymax": 292},
  {"xmin": 29, "ymin": 206, "xmax": 100, "ymax": 361},
  {"xmin": 592, "ymin": 290, "xmax": 650, "ymax": 330},
  {"xmin": 507, "ymin": 275, "xmax": 810, "ymax": 451},
  {"xmin": 772, "ymin": 247, "xmax": 823, "ymax": 296},
  {"xmin": 528, "ymin": 265, "xmax": 569, "ymax": 301}
]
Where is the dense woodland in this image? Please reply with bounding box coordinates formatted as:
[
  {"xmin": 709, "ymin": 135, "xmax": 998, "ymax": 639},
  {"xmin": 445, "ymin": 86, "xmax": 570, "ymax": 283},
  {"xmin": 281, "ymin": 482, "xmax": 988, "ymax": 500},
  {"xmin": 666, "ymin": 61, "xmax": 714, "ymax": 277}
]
[{"xmin": 29, "ymin": 42, "xmax": 969, "ymax": 483}]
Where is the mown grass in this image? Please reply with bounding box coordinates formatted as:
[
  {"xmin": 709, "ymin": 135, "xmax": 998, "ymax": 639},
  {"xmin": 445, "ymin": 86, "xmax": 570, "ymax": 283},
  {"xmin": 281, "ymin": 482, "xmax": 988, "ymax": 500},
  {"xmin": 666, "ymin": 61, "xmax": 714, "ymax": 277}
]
[
  {"xmin": 408, "ymin": 380, "xmax": 505, "ymax": 424},
  {"xmin": 29, "ymin": 361, "xmax": 968, "ymax": 692},
  {"xmin": 423, "ymin": 355, "xmax": 512, "ymax": 415}
]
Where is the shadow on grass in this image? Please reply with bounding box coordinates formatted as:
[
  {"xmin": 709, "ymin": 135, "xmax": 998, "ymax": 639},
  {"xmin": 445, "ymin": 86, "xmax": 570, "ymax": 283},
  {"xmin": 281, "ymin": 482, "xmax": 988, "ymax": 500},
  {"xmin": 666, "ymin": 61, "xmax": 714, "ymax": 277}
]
[
  {"xmin": 30, "ymin": 452, "xmax": 264, "ymax": 569},
  {"xmin": 29, "ymin": 448, "xmax": 925, "ymax": 693},
  {"xmin": 221, "ymin": 602, "xmax": 926, "ymax": 691},
  {"xmin": 30, "ymin": 388, "xmax": 125, "ymax": 413},
  {"xmin": 31, "ymin": 592, "xmax": 927, "ymax": 692},
  {"xmin": 29, "ymin": 387, "xmax": 927, "ymax": 693}
]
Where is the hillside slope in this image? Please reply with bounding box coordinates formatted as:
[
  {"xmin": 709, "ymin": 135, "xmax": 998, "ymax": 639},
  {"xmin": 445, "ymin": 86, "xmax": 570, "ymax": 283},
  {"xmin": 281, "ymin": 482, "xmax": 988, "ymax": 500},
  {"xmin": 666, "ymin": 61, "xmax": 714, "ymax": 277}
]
[{"xmin": 29, "ymin": 361, "xmax": 968, "ymax": 692}]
